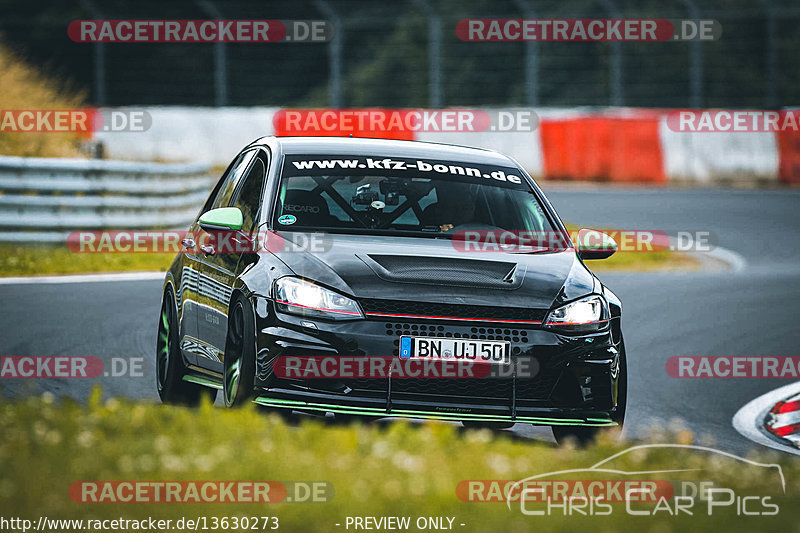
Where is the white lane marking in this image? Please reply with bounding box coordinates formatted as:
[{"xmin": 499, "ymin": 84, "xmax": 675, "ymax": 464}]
[
  {"xmin": 0, "ymin": 271, "xmax": 165, "ymax": 285},
  {"xmin": 666, "ymin": 235, "xmax": 747, "ymax": 273},
  {"xmin": 732, "ymin": 381, "xmax": 800, "ymax": 456},
  {"xmin": 701, "ymin": 244, "xmax": 747, "ymax": 272}
]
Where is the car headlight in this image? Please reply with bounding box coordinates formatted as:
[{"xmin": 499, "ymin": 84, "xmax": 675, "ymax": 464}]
[
  {"xmin": 545, "ymin": 294, "xmax": 609, "ymax": 333},
  {"xmin": 274, "ymin": 277, "xmax": 363, "ymax": 320}
]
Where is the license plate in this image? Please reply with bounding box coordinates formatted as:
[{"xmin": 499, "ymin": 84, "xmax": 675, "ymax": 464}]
[{"xmin": 399, "ymin": 336, "xmax": 510, "ymax": 365}]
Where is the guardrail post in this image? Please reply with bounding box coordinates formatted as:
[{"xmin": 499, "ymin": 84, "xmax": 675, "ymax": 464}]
[
  {"xmin": 677, "ymin": 0, "xmax": 704, "ymax": 108},
  {"xmin": 79, "ymin": 0, "xmax": 106, "ymax": 105},
  {"xmin": 197, "ymin": 0, "xmax": 228, "ymax": 106},
  {"xmin": 598, "ymin": 0, "xmax": 624, "ymax": 106},
  {"xmin": 513, "ymin": 0, "xmax": 539, "ymax": 106},
  {"xmin": 412, "ymin": 0, "xmax": 443, "ymax": 108},
  {"xmin": 758, "ymin": 0, "xmax": 778, "ymax": 108},
  {"xmin": 314, "ymin": 0, "xmax": 343, "ymax": 107}
]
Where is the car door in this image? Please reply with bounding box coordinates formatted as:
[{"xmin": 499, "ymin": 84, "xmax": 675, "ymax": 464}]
[
  {"xmin": 195, "ymin": 149, "xmax": 267, "ymax": 373},
  {"xmin": 179, "ymin": 152, "xmax": 251, "ymax": 364},
  {"xmin": 185, "ymin": 149, "xmax": 257, "ymax": 368}
]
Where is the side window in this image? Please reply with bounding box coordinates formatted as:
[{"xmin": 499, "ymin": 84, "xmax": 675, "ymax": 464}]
[
  {"xmin": 212, "ymin": 150, "xmax": 257, "ymax": 210},
  {"xmin": 230, "ymin": 152, "xmax": 267, "ymax": 234},
  {"xmin": 200, "ymin": 150, "xmax": 257, "ymax": 216}
]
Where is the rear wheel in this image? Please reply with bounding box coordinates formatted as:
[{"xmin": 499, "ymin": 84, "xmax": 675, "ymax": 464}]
[
  {"xmin": 223, "ymin": 297, "xmax": 257, "ymax": 407},
  {"xmin": 552, "ymin": 338, "xmax": 627, "ymax": 446},
  {"xmin": 156, "ymin": 286, "xmax": 216, "ymax": 405}
]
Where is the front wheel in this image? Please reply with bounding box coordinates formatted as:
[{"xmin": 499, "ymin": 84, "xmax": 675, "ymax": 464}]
[
  {"xmin": 156, "ymin": 286, "xmax": 216, "ymax": 406},
  {"xmin": 222, "ymin": 297, "xmax": 257, "ymax": 408},
  {"xmin": 552, "ymin": 338, "xmax": 627, "ymax": 446}
]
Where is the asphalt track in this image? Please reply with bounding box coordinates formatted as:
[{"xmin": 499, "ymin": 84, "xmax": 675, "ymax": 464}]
[{"xmin": 2, "ymin": 188, "xmax": 799, "ymax": 454}]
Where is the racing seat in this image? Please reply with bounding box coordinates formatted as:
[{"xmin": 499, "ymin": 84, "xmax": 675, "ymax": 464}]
[
  {"xmin": 419, "ymin": 201, "xmax": 489, "ymax": 228},
  {"xmin": 281, "ymin": 189, "xmax": 339, "ymax": 228},
  {"xmin": 418, "ymin": 203, "xmax": 443, "ymax": 226}
]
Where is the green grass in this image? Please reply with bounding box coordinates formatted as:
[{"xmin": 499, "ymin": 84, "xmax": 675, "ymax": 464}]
[
  {"xmin": 563, "ymin": 226, "xmax": 700, "ymax": 272},
  {"xmin": 0, "ymin": 244, "xmax": 174, "ymax": 277},
  {"xmin": 0, "ymin": 233, "xmax": 697, "ymax": 277},
  {"xmin": 589, "ymin": 248, "xmax": 699, "ymax": 272},
  {"xmin": 0, "ymin": 390, "xmax": 797, "ymax": 531}
]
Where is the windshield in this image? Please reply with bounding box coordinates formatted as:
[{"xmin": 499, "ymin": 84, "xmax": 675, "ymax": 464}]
[{"xmin": 275, "ymin": 154, "xmax": 560, "ymax": 244}]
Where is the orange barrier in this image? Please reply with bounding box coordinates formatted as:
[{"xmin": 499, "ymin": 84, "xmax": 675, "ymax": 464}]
[
  {"xmin": 776, "ymin": 129, "xmax": 800, "ymax": 184},
  {"xmin": 273, "ymin": 109, "xmax": 415, "ymax": 140},
  {"xmin": 539, "ymin": 115, "xmax": 665, "ymax": 182}
]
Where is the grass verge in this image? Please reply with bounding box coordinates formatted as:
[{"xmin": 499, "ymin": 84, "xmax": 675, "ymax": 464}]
[
  {"xmin": 563, "ymin": 226, "xmax": 700, "ymax": 272},
  {"xmin": 588, "ymin": 248, "xmax": 699, "ymax": 272},
  {"xmin": 0, "ymin": 390, "xmax": 797, "ymax": 531},
  {"xmin": 0, "ymin": 232, "xmax": 698, "ymax": 278},
  {"xmin": 0, "ymin": 244, "xmax": 174, "ymax": 277}
]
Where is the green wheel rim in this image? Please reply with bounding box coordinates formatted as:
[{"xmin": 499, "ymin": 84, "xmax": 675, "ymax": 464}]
[
  {"xmin": 156, "ymin": 296, "xmax": 173, "ymax": 391},
  {"xmin": 225, "ymin": 304, "xmax": 245, "ymax": 405}
]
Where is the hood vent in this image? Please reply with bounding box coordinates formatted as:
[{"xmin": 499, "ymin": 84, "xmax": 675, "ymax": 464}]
[{"xmin": 358, "ymin": 254, "xmax": 525, "ymax": 290}]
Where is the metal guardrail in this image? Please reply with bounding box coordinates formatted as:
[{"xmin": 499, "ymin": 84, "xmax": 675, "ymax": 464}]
[{"xmin": 0, "ymin": 156, "xmax": 214, "ymax": 242}]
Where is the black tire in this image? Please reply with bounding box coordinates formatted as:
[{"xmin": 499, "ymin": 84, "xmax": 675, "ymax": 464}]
[
  {"xmin": 552, "ymin": 338, "xmax": 627, "ymax": 446},
  {"xmin": 156, "ymin": 286, "xmax": 216, "ymax": 406},
  {"xmin": 222, "ymin": 296, "xmax": 258, "ymax": 408}
]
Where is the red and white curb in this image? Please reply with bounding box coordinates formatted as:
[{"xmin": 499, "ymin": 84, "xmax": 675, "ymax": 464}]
[
  {"xmin": 733, "ymin": 382, "xmax": 800, "ymax": 456},
  {"xmin": 765, "ymin": 392, "xmax": 800, "ymax": 447}
]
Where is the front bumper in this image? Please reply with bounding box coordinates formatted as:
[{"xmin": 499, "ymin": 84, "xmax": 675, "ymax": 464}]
[{"xmin": 253, "ymin": 299, "xmax": 623, "ymax": 427}]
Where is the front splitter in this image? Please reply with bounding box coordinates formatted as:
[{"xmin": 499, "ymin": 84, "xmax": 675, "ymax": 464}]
[{"xmin": 253, "ymin": 397, "xmax": 616, "ymax": 427}]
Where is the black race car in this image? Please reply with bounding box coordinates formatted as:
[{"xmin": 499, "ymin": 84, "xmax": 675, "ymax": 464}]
[{"xmin": 157, "ymin": 136, "xmax": 626, "ymax": 443}]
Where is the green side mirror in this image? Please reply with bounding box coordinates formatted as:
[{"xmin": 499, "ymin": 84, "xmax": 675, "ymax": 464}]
[
  {"xmin": 576, "ymin": 228, "xmax": 617, "ymax": 260},
  {"xmin": 199, "ymin": 207, "xmax": 243, "ymax": 232}
]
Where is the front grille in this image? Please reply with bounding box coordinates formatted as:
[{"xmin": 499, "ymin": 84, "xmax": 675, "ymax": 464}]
[
  {"xmin": 361, "ymin": 299, "xmax": 546, "ymax": 323},
  {"xmin": 345, "ymin": 378, "xmax": 388, "ymax": 393},
  {"xmin": 390, "ymin": 369, "xmax": 562, "ymax": 401},
  {"xmin": 392, "ymin": 378, "xmax": 512, "ymax": 399},
  {"xmin": 516, "ymin": 370, "xmax": 562, "ymax": 400},
  {"xmin": 382, "ymin": 322, "xmax": 558, "ymax": 401},
  {"xmin": 385, "ymin": 323, "xmax": 529, "ymax": 351}
]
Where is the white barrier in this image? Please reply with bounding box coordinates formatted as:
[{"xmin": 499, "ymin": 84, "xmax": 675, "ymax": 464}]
[
  {"xmin": 92, "ymin": 106, "xmax": 279, "ymax": 165},
  {"xmin": 658, "ymin": 119, "xmax": 780, "ymax": 184},
  {"xmin": 91, "ymin": 106, "xmax": 786, "ymax": 185}
]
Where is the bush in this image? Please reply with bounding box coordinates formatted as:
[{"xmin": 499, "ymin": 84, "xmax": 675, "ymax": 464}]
[
  {"xmin": 0, "ymin": 40, "xmax": 86, "ymax": 157},
  {"xmin": 0, "ymin": 389, "xmax": 797, "ymax": 531}
]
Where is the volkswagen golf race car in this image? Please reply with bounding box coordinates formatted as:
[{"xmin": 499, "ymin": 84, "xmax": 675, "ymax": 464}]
[{"xmin": 156, "ymin": 136, "xmax": 626, "ymax": 443}]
